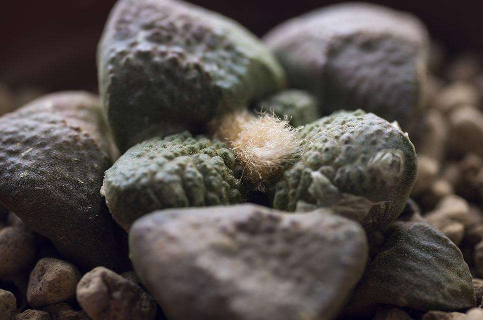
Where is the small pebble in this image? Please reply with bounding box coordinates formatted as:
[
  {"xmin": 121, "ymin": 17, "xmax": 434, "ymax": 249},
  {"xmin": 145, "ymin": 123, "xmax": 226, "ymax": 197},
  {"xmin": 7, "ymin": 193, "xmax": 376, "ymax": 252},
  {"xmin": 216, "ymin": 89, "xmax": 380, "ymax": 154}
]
[
  {"xmin": 412, "ymin": 155, "xmax": 439, "ymax": 195},
  {"xmin": 0, "ymin": 227, "xmax": 36, "ymax": 279},
  {"xmin": 43, "ymin": 303, "xmax": 91, "ymax": 320},
  {"xmin": 448, "ymin": 53, "xmax": 482, "ymax": 82},
  {"xmin": 373, "ymin": 306, "xmax": 414, "ymax": 320},
  {"xmin": 0, "ymin": 289, "xmax": 17, "ymax": 320},
  {"xmin": 27, "ymin": 258, "xmax": 81, "ymax": 308},
  {"xmin": 466, "ymin": 308, "xmax": 483, "ymax": 320},
  {"xmin": 473, "ymin": 241, "xmax": 483, "ymax": 278},
  {"xmin": 416, "ymin": 109, "xmax": 448, "ymax": 163},
  {"xmin": 449, "ymin": 106, "xmax": 483, "ymax": 158},
  {"xmin": 426, "ymin": 194, "xmax": 470, "ymax": 245},
  {"xmin": 14, "ymin": 310, "xmax": 52, "ymax": 320},
  {"xmin": 76, "ymin": 267, "xmax": 156, "ymax": 320},
  {"xmin": 435, "ymin": 82, "xmax": 479, "ymax": 114},
  {"xmin": 422, "ymin": 311, "xmax": 467, "ymax": 320},
  {"xmin": 472, "ymin": 278, "xmax": 483, "ymax": 306}
]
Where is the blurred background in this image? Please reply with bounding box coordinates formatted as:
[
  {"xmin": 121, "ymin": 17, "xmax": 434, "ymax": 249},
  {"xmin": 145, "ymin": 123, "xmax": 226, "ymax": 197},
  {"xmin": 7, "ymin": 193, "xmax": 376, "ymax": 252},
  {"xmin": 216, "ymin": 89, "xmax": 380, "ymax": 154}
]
[{"xmin": 0, "ymin": 0, "xmax": 481, "ymax": 92}]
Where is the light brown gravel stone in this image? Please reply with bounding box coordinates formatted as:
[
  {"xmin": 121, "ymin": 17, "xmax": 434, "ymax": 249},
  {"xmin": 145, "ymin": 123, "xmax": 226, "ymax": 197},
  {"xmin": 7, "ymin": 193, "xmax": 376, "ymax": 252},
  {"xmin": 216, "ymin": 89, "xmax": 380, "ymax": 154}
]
[
  {"xmin": 43, "ymin": 303, "xmax": 91, "ymax": 320},
  {"xmin": 0, "ymin": 289, "xmax": 17, "ymax": 320},
  {"xmin": 449, "ymin": 106, "xmax": 483, "ymax": 158},
  {"xmin": 76, "ymin": 267, "xmax": 156, "ymax": 320},
  {"xmin": 0, "ymin": 227, "xmax": 36, "ymax": 279},
  {"xmin": 435, "ymin": 82, "xmax": 479, "ymax": 114},
  {"xmin": 426, "ymin": 194, "xmax": 470, "ymax": 245},
  {"xmin": 14, "ymin": 310, "xmax": 52, "ymax": 320},
  {"xmin": 27, "ymin": 258, "xmax": 81, "ymax": 308},
  {"xmin": 466, "ymin": 308, "xmax": 483, "ymax": 320},
  {"xmin": 373, "ymin": 306, "xmax": 414, "ymax": 320},
  {"xmin": 474, "ymin": 240, "xmax": 483, "ymax": 278}
]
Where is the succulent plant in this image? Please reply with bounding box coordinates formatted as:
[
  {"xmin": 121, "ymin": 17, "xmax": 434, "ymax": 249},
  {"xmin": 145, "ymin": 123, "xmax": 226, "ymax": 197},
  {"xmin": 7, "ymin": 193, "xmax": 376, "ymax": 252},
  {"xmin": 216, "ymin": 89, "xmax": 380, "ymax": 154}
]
[
  {"xmin": 102, "ymin": 132, "xmax": 246, "ymax": 231},
  {"xmin": 130, "ymin": 204, "xmax": 368, "ymax": 320},
  {"xmin": 98, "ymin": 0, "xmax": 286, "ymax": 152},
  {"xmin": 271, "ymin": 110, "xmax": 417, "ymax": 231},
  {"xmin": 264, "ymin": 2, "xmax": 428, "ymax": 131},
  {"xmin": 254, "ymin": 89, "xmax": 321, "ymax": 127},
  {"xmin": 0, "ymin": 92, "xmax": 126, "ymax": 270}
]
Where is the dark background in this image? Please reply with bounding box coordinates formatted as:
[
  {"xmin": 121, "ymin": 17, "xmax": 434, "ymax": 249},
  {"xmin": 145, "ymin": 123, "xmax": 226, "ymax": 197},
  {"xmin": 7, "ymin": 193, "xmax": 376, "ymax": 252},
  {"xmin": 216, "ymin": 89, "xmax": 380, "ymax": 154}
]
[{"xmin": 0, "ymin": 0, "xmax": 480, "ymax": 91}]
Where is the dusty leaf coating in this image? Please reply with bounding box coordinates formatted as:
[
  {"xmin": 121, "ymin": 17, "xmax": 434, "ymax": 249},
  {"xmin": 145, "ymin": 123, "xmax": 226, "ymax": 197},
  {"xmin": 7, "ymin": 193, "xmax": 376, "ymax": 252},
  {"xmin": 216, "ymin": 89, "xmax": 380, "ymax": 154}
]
[
  {"xmin": 0, "ymin": 92, "xmax": 126, "ymax": 271},
  {"xmin": 130, "ymin": 204, "xmax": 368, "ymax": 320},
  {"xmin": 255, "ymin": 90, "xmax": 321, "ymax": 127},
  {"xmin": 103, "ymin": 132, "xmax": 246, "ymax": 231},
  {"xmin": 271, "ymin": 110, "xmax": 417, "ymax": 231},
  {"xmin": 343, "ymin": 222, "xmax": 475, "ymax": 318},
  {"xmin": 264, "ymin": 3, "xmax": 428, "ymax": 130},
  {"xmin": 98, "ymin": 0, "xmax": 286, "ymax": 152}
]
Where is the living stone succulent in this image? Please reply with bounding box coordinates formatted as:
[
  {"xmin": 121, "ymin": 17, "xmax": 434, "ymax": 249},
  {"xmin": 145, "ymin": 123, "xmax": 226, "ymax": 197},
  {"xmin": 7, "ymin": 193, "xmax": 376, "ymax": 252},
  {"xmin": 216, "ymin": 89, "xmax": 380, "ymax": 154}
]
[
  {"xmin": 102, "ymin": 132, "xmax": 246, "ymax": 231},
  {"xmin": 98, "ymin": 0, "xmax": 286, "ymax": 152},
  {"xmin": 343, "ymin": 221, "xmax": 475, "ymax": 318},
  {"xmin": 3, "ymin": 0, "xmax": 479, "ymax": 319},
  {"xmin": 0, "ymin": 92, "xmax": 126, "ymax": 270},
  {"xmin": 254, "ymin": 89, "xmax": 321, "ymax": 127},
  {"xmin": 264, "ymin": 2, "xmax": 429, "ymax": 131},
  {"xmin": 271, "ymin": 110, "xmax": 417, "ymax": 231},
  {"xmin": 130, "ymin": 204, "xmax": 368, "ymax": 320}
]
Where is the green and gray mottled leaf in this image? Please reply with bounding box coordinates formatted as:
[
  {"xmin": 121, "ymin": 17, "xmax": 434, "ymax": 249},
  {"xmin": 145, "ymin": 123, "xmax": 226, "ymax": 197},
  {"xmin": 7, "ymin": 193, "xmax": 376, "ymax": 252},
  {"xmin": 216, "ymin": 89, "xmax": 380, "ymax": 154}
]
[
  {"xmin": 103, "ymin": 132, "xmax": 246, "ymax": 231},
  {"xmin": 99, "ymin": 0, "xmax": 286, "ymax": 151},
  {"xmin": 255, "ymin": 90, "xmax": 321, "ymax": 127},
  {"xmin": 271, "ymin": 110, "xmax": 417, "ymax": 231}
]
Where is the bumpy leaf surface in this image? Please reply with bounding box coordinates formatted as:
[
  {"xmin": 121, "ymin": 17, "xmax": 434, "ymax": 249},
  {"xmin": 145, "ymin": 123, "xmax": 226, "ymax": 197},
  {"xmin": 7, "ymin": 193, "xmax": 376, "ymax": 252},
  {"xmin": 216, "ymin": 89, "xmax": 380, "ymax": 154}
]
[
  {"xmin": 99, "ymin": 0, "xmax": 285, "ymax": 151},
  {"xmin": 271, "ymin": 110, "xmax": 417, "ymax": 230},
  {"xmin": 103, "ymin": 132, "xmax": 246, "ymax": 230}
]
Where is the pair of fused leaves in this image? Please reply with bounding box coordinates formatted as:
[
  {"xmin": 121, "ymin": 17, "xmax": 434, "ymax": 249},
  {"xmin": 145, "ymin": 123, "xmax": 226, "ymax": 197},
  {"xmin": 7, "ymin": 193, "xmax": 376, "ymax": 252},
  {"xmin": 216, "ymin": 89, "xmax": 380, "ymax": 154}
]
[
  {"xmin": 100, "ymin": 0, "xmax": 429, "ymax": 153},
  {"xmin": 98, "ymin": 0, "xmax": 421, "ymax": 231},
  {"xmin": 104, "ymin": 109, "xmax": 417, "ymax": 231},
  {"xmin": 98, "ymin": 0, "xmax": 285, "ymax": 153},
  {"xmin": 102, "ymin": 132, "xmax": 246, "ymax": 231}
]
